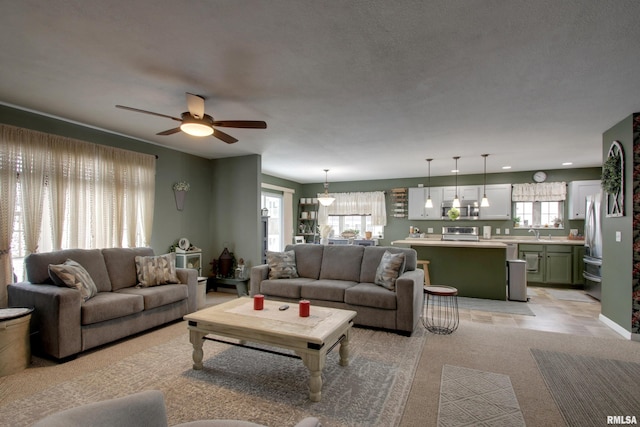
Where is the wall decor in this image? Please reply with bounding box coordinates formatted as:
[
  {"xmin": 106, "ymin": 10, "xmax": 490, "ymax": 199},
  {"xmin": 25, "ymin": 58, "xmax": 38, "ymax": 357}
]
[
  {"xmin": 172, "ymin": 181, "xmax": 190, "ymax": 211},
  {"xmin": 603, "ymin": 140, "xmax": 624, "ymax": 217}
]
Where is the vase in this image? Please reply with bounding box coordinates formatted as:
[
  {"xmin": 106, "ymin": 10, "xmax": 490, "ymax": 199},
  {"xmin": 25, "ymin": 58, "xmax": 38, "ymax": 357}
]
[
  {"xmin": 320, "ymin": 238, "xmax": 328, "ymax": 245},
  {"xmin": 174, "ymin": 190, "xmax": 187, "ymax": 211}
]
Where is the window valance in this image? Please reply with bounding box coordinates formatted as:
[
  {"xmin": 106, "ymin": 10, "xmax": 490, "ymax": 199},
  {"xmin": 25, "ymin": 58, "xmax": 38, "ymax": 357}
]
[
  {"xmin": 318, "ymin": 191, "xmax": 387, "ymax": 226},
  {"xmin": 511, "ymin": 182, "xmax": 566, "ymax": 202}
]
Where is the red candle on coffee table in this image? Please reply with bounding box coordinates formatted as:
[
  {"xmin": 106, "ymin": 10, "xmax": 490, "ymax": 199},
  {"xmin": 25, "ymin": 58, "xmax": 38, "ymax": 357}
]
[
  {"xmin": 299, "ymin": 300, "xmax": 310, "ymax": 317},
  {"xmin": 254, "ymin": 294, "xmax": 264, "ymax": 310}
]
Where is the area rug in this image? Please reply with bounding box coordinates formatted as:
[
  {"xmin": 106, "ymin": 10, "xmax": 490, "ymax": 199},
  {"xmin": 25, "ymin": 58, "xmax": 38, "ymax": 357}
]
[
  {"xmin": 0, "ymin": 326, "xmax": 426, "ymax": 427},
  {"xmin": 453, "ymin": 296, "xmax": 535, "ymax": 316},
  {"xmin": 437, "ymin": 365, "xmax": 525, "ymax": 427},
  {"xmin": 545, "ymin": 288, "xmax": 596, "ymax": 303},
  {"xmin": 531, "ymin": 349, "xmax": 640, "ymax": 427}
]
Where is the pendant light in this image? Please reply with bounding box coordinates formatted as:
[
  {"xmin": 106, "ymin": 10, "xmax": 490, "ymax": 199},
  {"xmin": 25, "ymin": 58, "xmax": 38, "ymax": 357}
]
[
  {"xmin": 452, "ymin": 156, "xmax": 460, "ymax": 208},
  {"xmin": 425, "ymin": 158, "xmax": 433, "ymax": 208},
  {"xmin": 317, "ymin": 169, "xmax": 336, "ymax": 206},
  {"xmin": 481, "ymin": 154, "xmax": 490, "ymax": 207}
]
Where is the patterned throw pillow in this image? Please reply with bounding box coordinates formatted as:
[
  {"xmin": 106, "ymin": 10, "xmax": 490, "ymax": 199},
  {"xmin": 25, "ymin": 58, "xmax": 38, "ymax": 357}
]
[
  {"xmin": 49, "ymin": 259, "xmax": 98, "ymax": 301},
  {"xmin": 267, "ymin": 250, "xmax": 299, "ymax": 279},
  {"xmin": 134, "ymin": 253, "xmax": 179, "ymax": 287},
  {"xmin": 374, "ymin": 250, "xmax": 406, "ymax": 291}
]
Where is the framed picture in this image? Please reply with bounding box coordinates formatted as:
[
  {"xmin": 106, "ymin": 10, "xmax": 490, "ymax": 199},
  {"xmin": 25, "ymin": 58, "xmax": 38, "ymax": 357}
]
[{"xmin": 294, "ymin": 236, "xmax": 305, "ymax": 244}]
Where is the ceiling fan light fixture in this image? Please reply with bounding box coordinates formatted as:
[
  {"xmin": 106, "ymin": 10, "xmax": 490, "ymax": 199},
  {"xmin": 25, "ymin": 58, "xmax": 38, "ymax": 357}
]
[{"xmin": 180, "ymin": 117, "xmax": 214, "ymax": 137}]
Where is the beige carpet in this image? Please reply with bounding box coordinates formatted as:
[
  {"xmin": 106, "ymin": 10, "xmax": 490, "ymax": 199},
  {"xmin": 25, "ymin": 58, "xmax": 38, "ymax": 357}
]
[{"xmin": 0, "ymin": 323, "xmax": 426, "ymax": 427}]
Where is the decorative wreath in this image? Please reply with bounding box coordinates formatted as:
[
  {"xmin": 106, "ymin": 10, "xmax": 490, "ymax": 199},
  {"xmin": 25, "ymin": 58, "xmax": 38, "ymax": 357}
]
[{"xmin": 601, "ymin": 153, "xmax": 621, "ymax": 194}]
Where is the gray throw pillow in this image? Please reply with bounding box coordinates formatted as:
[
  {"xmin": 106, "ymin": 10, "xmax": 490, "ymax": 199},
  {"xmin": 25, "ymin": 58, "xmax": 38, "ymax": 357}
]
[
  {"xmin": 267, "ymin": 250, "xmax": 299, "ymax": 279},
  {"xmin": 49, "ymin": 259, "xmax": 98, "ymax": 301},
  {"xmin": 374, "ymin": 250, "xmax": 406, "ymax": 291},
  {"xmin": 134, "ymin": 253, "xmax": 179, "ymax": 287}
]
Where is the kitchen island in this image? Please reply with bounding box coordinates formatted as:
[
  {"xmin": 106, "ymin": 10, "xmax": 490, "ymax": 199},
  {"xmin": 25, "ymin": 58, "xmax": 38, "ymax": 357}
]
[
  {"xmin": 392, "ymin": 238, "xmax": 509, "ymax": 300},
  {"xmin": 392, "ymin": 236, "xmax": 584, "ymax": 301}
]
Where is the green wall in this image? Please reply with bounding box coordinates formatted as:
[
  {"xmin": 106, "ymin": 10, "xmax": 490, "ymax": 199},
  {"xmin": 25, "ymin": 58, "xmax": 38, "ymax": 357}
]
[
  {"xmin": 299, "ymin": 168, "xmax": 601, "ymax": 246},
  {"xmin": 601, "ymin": 114, "xmax": 634, "ymax": 333}
]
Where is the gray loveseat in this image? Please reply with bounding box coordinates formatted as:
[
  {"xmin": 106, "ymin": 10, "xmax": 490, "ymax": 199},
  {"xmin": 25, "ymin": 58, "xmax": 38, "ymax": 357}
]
[
  {"xmin": 250, "ymin": 244, "xmax": 424, "ymax": 336},
  {"xmin": 8, "ymin": 247, "xmax": 197, "ymax": 360}
]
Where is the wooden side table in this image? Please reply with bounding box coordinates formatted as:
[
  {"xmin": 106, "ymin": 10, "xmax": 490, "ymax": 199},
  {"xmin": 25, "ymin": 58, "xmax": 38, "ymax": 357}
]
[
  {"xmin": 422, "ymin": 286, "xmax": 459, "ymax": 335},
  {"xmin": 208, "ymin": 277, "xmax": 249, "ymax": 297}
]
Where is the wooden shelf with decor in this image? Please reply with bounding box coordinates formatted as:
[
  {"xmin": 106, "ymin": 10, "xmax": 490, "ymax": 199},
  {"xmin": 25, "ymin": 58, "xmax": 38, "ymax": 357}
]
[
  {"xmin": 391, "ymin": 188, "xmax": 408, "ymax": 218},
  {"xmin": 298, "ymin": 199, "xmax": 319, "ymax": 243}
]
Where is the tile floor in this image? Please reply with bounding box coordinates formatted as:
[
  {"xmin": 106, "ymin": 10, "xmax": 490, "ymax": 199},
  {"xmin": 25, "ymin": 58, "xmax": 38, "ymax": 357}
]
[
  {"xmin": 206, "ymin": 285, "xmax": 623, "ymax": 339},
  {"xmin": 459, "ymin": 285, "xmax": 623, "ymax": 339}
]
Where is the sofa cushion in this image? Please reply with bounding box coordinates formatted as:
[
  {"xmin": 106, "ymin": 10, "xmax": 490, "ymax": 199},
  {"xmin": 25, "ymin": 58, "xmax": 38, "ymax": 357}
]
[
  {"xmin": 266, "ymin": 250, "xmax": 299, "ymax": 279},
  {"xmin": 285, "ymin": 244, "xmax": 324, "ymax": 279},
  {"xmin": 102, "ymin": 247, "xmax": 154, "ymax": 291},
  {"xmin": 25, "ymin": 248, "xmax": 113, "ymax": 292},
  {"xmin": 48, "ymin": 259, "xmax": 98, "ymax": 301},
  {"xmin": 135, "ymin": 253, "xmax": 179, "ymax": 287},
  {"xmin": 81, "ymin": 292, "xmax": 144, "ymax": 325},
  {"xmin": 318, "ymin": 245, "xmax": 364, "ymax": 282},
  {"xmin": 374, "ymin": 250, "xmax": 406, "ymax": 291},
  {"xmin": 345, "ymin": 282, "xmax": 398, "ymax": 309},
  {"xmin": 260, "ymin": 278, "xmax": 315, "ymax": 299},
  {"xmin": 116, "ymin": 284, "xmax": 188, "ymax": 310},
  {"xmin": 360, "ymin": 246, "xmax": 416, "ymax": 283},
  {"xmin": 300, "ymin": 279, "xmax": 358, "ymax": 303}
]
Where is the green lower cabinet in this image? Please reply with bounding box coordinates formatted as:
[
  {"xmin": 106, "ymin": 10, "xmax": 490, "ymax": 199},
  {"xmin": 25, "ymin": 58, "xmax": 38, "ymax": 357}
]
[
  {"xmin": 572, "ymin": 246, "xmax": 585, "ymax": 285},
  {"xmin": 519, "ymin": 244, "xmax": 574, "ymax": 285}
]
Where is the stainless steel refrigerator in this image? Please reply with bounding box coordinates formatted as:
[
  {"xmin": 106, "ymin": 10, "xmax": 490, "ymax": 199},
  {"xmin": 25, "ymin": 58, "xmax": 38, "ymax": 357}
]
[{"xmin": 583, "ymin": 193, "xmax": 602, "ymax": 300}]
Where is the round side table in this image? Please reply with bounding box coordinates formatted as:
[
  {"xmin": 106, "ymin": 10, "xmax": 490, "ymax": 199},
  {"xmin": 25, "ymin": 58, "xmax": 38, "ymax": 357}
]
[
  {"xmin": 0, "ymin": 307, "xmax": 34, "ymax": 376},
  {"xmin": 422, "ymin": 286, "xmax": 459, "ymax": 335}
]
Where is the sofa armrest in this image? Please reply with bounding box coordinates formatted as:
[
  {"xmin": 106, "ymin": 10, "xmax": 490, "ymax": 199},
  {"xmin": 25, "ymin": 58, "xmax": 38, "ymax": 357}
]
[
  {"xmin": 395, "ymin": 269, "xmax": 424, "ymax": 334},
  {"xmin": 250, "ymin": 264, "xmax": 269, "ymax": 297},
  {"xmin": 8, "ymin": 281, "xmax": 82, "ymax": 359},
  {"xmin": 176, "ymin": 268, "xmax": 198, "ymax": 313}
]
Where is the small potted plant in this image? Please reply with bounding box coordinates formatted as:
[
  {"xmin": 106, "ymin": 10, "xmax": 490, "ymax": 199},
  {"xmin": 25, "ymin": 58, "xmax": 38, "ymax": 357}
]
[
  {"xmin": 553, "ymin": 217, "xmax": 562, "ymax": 228},
  {"xmin": 513, "ymin": 216, "xmax": 521, "ymax": 227}
]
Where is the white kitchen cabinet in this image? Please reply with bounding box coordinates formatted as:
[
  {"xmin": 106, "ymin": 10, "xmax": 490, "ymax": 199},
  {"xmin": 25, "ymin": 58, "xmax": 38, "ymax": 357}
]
[
  {"xmin": 568, "ymin": 180, "xmax": 601, "ymax": 219},
  {"xmin": 408, "ymin": 187, "xmax": 443, "ymax": 220},
  {"xmin": 479, "ymin": 184, "xmax": 512, "ymax": 220},
  {"xmin": 442, "ymin": 185, "xmax": 479, "ymax": 202}
]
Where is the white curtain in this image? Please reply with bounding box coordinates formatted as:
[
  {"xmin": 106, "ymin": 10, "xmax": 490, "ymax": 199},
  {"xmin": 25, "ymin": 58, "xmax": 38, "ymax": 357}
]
[
  {"xmin": 317, "ymin": 191, "xmax": 387, "ymax": 226},
  {"xmin": 512, "ymin": 182, "xmax": 567, "ymax": 202},
  {"xmin": 0, "ymin": 124, "xmax": 156, "ymax": 306}
]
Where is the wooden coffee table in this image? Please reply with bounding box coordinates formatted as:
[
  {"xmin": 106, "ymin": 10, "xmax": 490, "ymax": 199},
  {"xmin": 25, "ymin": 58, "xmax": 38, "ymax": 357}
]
[{"xmin": 184, "ymin": 297, "xmax": 357, "ymax": 402}]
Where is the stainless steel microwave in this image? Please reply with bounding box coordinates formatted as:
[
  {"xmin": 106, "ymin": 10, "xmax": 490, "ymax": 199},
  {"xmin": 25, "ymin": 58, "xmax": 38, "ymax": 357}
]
[{"xmin": 441, "ymin": 201, "xmax": 480, "ymax": 219}]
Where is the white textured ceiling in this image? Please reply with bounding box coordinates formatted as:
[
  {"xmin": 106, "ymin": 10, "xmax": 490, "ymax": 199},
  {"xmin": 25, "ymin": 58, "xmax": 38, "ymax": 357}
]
[{"xmin": 1, "ymin": 1, "xmax": 639, "ymax": 183}]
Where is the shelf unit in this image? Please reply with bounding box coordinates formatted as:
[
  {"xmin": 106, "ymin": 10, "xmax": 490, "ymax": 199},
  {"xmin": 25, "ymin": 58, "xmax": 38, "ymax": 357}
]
[
  {"xmin": 391, "ymin": 188, "xmax": 408, "ymax": 218},
  {"xmin": 298, "ymin": 201, "xmax": 319, "ymax": 243}
]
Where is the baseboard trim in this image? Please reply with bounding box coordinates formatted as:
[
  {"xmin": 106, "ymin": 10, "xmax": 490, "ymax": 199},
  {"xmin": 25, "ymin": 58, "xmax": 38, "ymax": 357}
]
[{"xmin": 599, "ymin": 313, "xmax": 634, "ymax": 340}]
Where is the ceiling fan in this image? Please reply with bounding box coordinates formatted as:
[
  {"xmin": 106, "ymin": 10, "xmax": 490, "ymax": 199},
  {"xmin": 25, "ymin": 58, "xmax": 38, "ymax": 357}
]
[{"xmin": 115, "ymin": 92, "xmax": 267, "ymax": 144}]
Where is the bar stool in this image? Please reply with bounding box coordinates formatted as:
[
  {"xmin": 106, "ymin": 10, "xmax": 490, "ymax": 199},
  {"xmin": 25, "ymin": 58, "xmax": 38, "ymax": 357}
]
[
  {"xmin": 422, "ymin": 285, "xmax": 459, "ymax": 335},
  {"xmin": 416, "ymin": 260, "xmax": 431, "ymax": 286}
]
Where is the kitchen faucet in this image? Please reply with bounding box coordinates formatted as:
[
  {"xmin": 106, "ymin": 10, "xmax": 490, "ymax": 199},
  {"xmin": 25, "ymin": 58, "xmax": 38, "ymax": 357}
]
[{"xmin": 528, "ymin": 228, "xmax": 540, "ymax": 240}]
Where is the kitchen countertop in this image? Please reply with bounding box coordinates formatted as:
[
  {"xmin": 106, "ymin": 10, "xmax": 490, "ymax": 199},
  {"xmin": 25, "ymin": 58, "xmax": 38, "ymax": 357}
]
[{"xmin": 392, "ymin": 236, "xmax": 584, "ymax": 248}]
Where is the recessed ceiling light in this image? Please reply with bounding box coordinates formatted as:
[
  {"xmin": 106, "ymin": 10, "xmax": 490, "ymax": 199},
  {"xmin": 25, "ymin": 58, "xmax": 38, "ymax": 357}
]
[
  {"xmin": 451, "ymin": 169, "xmax": 459, "ymax": 173},
  {"xmin": 502, "ymin": 166, "xmax": 512, "ymax": 170},
  {"xmin": 562, "ymin": 162, "xmax": 573, "ymax": 166}
]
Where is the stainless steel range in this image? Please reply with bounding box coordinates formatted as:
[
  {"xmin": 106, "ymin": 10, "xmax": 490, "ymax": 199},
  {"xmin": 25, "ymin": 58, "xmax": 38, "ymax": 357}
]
[{"xmin": 441, "ymin": 226, "xmax": 480, "ymax": 241}]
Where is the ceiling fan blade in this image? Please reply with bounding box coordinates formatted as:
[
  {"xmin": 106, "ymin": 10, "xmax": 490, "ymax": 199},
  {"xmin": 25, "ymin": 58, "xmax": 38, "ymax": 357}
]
[
  {"xmin": 157, "ymin": 127, "xmax": 182, "ymax": 136},
  {"xmin": 116, "ymin": 105, "xmax": 182, "ymax": 122},
  {"xmin": 212, "ymin": 128, "xmax": 238, "ymax": 144},
  {"xmin": 212, "ymin": 120, "xmax": 267, "ymax": 129},
  {"xmin": 186, "ymin": 93, "xmax": 205, "ymax": 119}
]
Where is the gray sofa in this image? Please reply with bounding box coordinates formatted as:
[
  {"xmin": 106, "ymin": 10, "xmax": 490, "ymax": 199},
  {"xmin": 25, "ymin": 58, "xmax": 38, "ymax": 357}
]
[
  {"xmin": 8, "ymin": 247, "xmax": 197, "ymax": 360},
  {"xmin": 250, "ymin": 244, "xmax": 424, "ymax": 335}
]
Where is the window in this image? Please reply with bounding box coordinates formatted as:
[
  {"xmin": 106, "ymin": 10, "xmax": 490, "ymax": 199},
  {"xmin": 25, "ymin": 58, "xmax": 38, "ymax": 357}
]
[
  {"xmin": 514, "ymin": 201, "xmax": 563, "ymax": 228},
  {"xmin": 326, "ymin": 215, "xmax": 384, "ymax": 239},
  {"xmin": 261, "ymin": 192, "xmax": 283, "ymax": 251}
]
